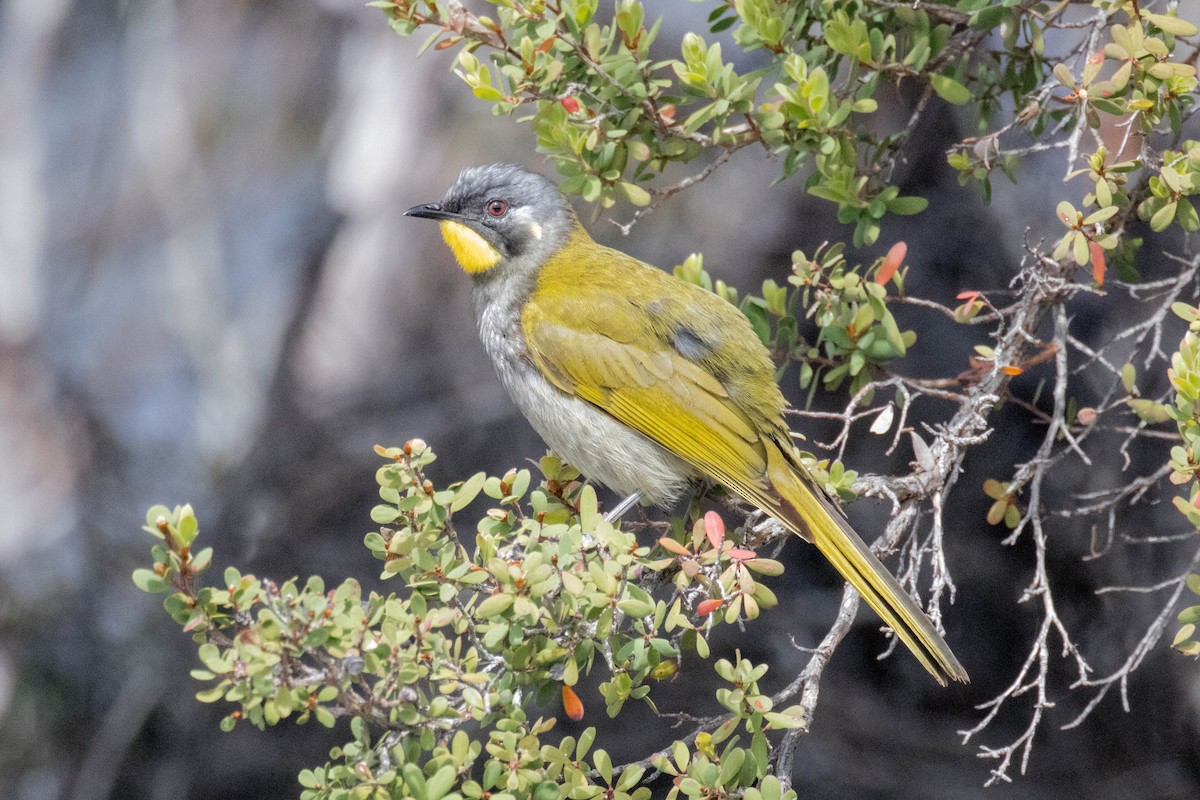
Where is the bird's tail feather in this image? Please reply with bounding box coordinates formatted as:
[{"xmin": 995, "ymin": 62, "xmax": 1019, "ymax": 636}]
[{"xmin": 763, "ymin": 446, "xmax": 969, "ymax": 685}]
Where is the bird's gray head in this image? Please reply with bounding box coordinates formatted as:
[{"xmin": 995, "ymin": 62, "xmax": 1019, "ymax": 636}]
[{"xmin": 405, "ymin": 164, "xmax": 576, "ymax": 276}]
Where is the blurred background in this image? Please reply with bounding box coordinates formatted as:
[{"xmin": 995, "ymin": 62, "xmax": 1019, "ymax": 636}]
[{"xmin": 2, "ymin": 1, "xmax": 1199, "ymax": 798}]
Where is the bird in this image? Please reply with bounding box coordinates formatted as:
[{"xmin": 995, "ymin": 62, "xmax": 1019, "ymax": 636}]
[{"xmin": 405, "ymin": 163, "xmax": 968, "ymax": 685}]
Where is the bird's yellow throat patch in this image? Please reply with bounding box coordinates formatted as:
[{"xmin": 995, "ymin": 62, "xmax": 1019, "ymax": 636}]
[{"xmin": 439, "ymin": 221, "xmax": 501, "ymax": 274}]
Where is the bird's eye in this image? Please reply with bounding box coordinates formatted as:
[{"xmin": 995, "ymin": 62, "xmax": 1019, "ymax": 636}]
[{"xmin": 486, "ymin": 199, "xmax": 509, "ymax": 218}]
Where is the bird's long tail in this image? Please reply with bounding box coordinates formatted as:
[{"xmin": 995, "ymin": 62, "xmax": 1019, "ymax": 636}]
[{"xmin": 763, "ymin": 445, "xmax": 969, "ymax": 685}]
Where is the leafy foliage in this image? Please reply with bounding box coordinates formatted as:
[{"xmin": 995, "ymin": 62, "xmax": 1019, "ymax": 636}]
[
  {"xmin": 136, "ymin": 444, "xmax": 807, "ymax": 800},
  {"xmin": 372, "ymin": 0, "xmax": 1194, "ymax": 249},
  {"xmin": 1170, "ymin": 303, "xmax": 1200, "ymax": 656}
]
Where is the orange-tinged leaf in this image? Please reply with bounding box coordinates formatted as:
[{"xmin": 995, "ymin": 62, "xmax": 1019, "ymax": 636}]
[
  {"xmin": 1001, "ymin": 365, "xmax": 1023, "ymax": 376},
  {"xmin": 658, "ymin": 537, "xmax": 691, "ymax": 556},
  {"xmin": 956, "ymin": 290, "xmax": 980, "ymax": 301},
  {"xmin": 562, "ymin": 685, "xmax": 584, "ymax": 721},
  {"xmin": 696, "ymin": 598, "xmax": 724, "ymax": 616},
  {"xmin": 875, "ymin": 241, "xmax": 907, "ymax": 285},
  {"xmin": 536, "ymin": 37, "xmax": 554, "ymax": 54},
  {"xmin": 703, "ymin": 511, "xmax": 725, "ymax": 550},
  {"xmin": 726, "ymin": 547, "xmax": 757, "ymax": 560},
  {"xmin": 1089, "ymin": 241, "xmax": 1105, "ymax": 286}
]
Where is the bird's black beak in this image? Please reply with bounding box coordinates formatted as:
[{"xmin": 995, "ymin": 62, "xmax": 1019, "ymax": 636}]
[{"xmin": 404, "ymin": 203, "xmax": 457, "ymax": 221}]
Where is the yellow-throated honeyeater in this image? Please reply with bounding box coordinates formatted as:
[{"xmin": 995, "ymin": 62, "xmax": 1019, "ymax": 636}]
[{"xmin": 406, "ymin": 164, "xmax": 967, "ymax": 685}]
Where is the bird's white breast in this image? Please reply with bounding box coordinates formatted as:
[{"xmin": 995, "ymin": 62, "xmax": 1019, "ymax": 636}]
[{"xmin": 472, "ymin": 271, "xmax": 694, "ymax": 507}]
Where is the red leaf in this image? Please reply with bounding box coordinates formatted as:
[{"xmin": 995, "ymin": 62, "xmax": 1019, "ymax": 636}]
[
  {"xmin": 956, "ymin": 290, "xmax": 980, "ymax": 301},
  {"xmin": 561, "ymin": 97, "xmax": 580, "ymax": 114},
  {"xmin": 696, "ymin": 598, "xmax": 724, "ymax": 616},
  {"xmin": 875, "ymin": 241, "xmax": 907, "ymax": 285},
  {"xmin": 703, "ymin": 511, "xmax": 725, "ymax": 550},
  {"xmin": 1089, "ymin": 241, "xmax": 1106, "ymax": 287},
  {"xmin": 726, "ymin": 547, "xmax": 757, "ymax": 560},
  {"xmin": 562, "ymin": 685, "xmax": 584, "ymax": 721}
]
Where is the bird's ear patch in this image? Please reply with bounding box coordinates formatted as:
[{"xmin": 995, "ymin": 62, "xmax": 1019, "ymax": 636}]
[{"xmin": 439, "ymin": 221, "xmax": 501, "ymax": 274}]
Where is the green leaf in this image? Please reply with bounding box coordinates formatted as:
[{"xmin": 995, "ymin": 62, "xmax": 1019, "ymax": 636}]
[
  {"xmin": 1082, "ymin": 206, "xmax": 1118, "ymax": 226},
  {"xmin": 968, "ymin": 5, "xmax": 1005, "ymax": 30},
  {"xmin": 476, "ymin": 593, "xmax": 514, "ymax": 618},
  {"xmin": 1151, "ymin": 201, "xmax": 1178, "ymax": 232},
  {"xmin": 719, "ymin": 748, "xmax": 746, "ymax": 784},
  {"xmin": 451, "ymin": 472, "xmax": 487, "ymax": 512},
  {"xmin": 1052, "ymin": 62, "xmax": 1075, "ymax": 89},
  {"xmin": 472, "ymin": 85, "xmax": 504, "ymax": 102},
  {"xmin": 371, "ymin": 504, "xmax": 401, "ymax": 524},
  {"xmin": 190, "ymin": 547, "xmax": 213, "ymax": 572},
  {"xmin": 1121, "ymin": 362, "xmax": 1137, "ymax": 393},
  {"xmin": 177, "ymin": 506, "xmax": 198, "ymax": 546},
  {"xmin": 132, "ymin": 568, "xmax": 167, "ymax": 594},
  {"xmin": 594, "ymin": 749, "xmax": 613, "ymax": 786},
  {"xmin": 579, "ymin": 484, "xmax": 600, "ymax": 532},
  {"xmin": 886, "ymin": 195, "xmax": 928, "ymax": 215},
  {"xmin": 743, "ymin": 558, "xmax": 784, "ymax": 576},
  {"xmin": 144, "ymin": 505, "xmax": 171, "ymax": 536},
  {"xmin": 1172, "ymin": 302, "xmax": 1200, "ymax": 322},
  {"xmin": 1177, "ymin": 200, "xmax": 1199, "ymax": 233},
  {"xmin": 1128, "ymin": 398, "xmax": 1171, "ymax": 424},
  {"xmin": 619, "ymin": 181, "xmax": 652, "ymax": 206},
  {"xmin": 758, "ymin": 775, "xmax": 783, "ymax": 800},
  {"xmin": 1089, "ymin": 96, "xmax": 1126, "ymax": 116},
  {"xmin": 741, "ymin": 301, "xmax": 771, "ymax": 345},
  {"xmin": 618, "ymin": 596, "xmax": 654, "ymax": 618},
  {"xmin": 198, "ymin": 643, "xmax": 227, "ymax": 673},
  {"xmin": 930, "ymin": 74, "xmax": 972, "ymax": 105},
  {"xmin": 426, "ymin": 765, "xmax": 457, "ymax": 800},
  {"xmin": 1072, "ymin": 231, "xmax": 1090, "ymax": 266},
  {"xmin": 1056, "ymin": 201, "xmax": 1077, "ymax": 226},
  {"xmin": 1144, "ymin": 13, "xmax": 1198, "ymax": 37}
]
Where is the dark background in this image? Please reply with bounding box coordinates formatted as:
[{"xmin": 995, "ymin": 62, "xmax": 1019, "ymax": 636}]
[{"xmin": 2, "ymin": 1, "xmax": 1199, "ymax": 798}]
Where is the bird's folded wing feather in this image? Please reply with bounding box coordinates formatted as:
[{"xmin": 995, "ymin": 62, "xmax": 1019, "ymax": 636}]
[{"xmin": 521, "ymin": 306, "xmax": 771, "ymax": 493}]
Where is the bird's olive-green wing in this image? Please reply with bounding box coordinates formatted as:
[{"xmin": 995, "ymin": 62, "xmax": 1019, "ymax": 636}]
[
  {"xmin": 520, "ymin": 261, "xmax": 787, "ymax": 493},
  {"xmin": 524, "ymin": 318, "xmax": 768, "ymax": 483}
]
